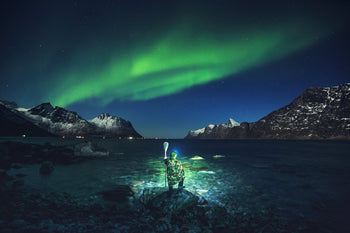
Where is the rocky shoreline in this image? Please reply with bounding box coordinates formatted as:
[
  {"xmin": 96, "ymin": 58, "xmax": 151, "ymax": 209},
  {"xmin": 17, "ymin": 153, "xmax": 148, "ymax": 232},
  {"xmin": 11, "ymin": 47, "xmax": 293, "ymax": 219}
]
[
  {"xmin": 0, "ymin": 184, "xmax": 291, "ymax": 233},
  {"xmin": 0, "ymin": 141, "xmax": 340, "ymax": 232}
]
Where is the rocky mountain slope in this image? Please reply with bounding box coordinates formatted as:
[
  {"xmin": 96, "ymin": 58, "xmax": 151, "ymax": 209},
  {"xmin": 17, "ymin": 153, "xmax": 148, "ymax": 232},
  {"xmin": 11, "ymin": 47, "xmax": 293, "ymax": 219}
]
[
  {"xmin": 24, "ymin": 103, "xmax": 93, "ymax": 136},
  {"xmin": 0, "ymin": 101, "xmax": 142, "ymax": 138},
  {"xmin": 0, "ymin": 102, "xmax": 54, "ymax": 137},
  {"xmin": 185, "ymin": 83, "xmax": 350, "ymax": 139},
  {"xmin": 89, "ymin": 113, "xmax": 141, "ymax": 137}
]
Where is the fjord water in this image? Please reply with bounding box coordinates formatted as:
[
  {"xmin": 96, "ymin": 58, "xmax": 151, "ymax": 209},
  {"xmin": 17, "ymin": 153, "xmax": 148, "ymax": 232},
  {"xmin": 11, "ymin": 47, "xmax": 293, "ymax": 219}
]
[{"xmin": 5, "ymin": 138, "xmax": 350, "ymax": 232}]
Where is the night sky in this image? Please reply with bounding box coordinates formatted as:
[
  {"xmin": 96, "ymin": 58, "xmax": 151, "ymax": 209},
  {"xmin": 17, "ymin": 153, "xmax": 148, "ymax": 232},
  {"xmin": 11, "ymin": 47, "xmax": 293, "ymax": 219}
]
[{"xmin": 1, "ymin": 0, "xmax": 349, "ymax": 138}]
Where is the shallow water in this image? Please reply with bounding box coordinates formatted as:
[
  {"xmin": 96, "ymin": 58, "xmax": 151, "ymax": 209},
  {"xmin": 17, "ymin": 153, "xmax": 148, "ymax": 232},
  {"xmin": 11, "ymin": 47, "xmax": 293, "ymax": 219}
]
[{"xmin": 3, "ymin": 137, "xmax": 350, "ymax": 232}]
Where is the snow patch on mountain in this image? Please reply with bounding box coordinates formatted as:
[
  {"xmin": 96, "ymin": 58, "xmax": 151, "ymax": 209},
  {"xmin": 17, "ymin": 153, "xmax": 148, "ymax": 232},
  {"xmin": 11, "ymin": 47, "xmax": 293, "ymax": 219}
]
[
  {"xmin": 14, "ymin": 103, "xmax": 93, "ymax": 135},
  {"xmin": 88, "ymin": 113, "xmax": 142, "ymax": 137},
  {"xmin": 221, "ymin": 118, "xmax": 240, "ymax": 128},
  {"xmin": 228, "ymin": 118, "xmax": 240, "ymax": 127},
  {"xmin": 89, "ymin": 113, "xmax": 126, "ymax": 129},
  {"xmin": 189, "ymin": 127, "xmax": 206, "ymax": 137},
  {"xmin": 188, "ymin": 118, "xmax": 240, "ymax": 137},
  {"xmin": 16, "ymin": 107, "xmax": 29, "ymax": 112}
]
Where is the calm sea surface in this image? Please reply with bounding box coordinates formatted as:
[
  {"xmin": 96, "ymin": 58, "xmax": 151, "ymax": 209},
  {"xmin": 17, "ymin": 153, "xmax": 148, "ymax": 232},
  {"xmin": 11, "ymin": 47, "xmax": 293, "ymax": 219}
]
[{"xmin": 2, "ymin": 138, "xmax": 350, "ymax": 232}]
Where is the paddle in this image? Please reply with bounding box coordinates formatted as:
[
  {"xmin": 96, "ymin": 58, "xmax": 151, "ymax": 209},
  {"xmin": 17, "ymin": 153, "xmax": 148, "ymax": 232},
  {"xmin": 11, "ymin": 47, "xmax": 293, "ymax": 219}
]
[
  {"xmin": 163, "ymin": 142, "xmax": 169, "ymax": 187},
  {"xmin": 163, "ymin": 141, "xmax": 169, "ymax": 158}
]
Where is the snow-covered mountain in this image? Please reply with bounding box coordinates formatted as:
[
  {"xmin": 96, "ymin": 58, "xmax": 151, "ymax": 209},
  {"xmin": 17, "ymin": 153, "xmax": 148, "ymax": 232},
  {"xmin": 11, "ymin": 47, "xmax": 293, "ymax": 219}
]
[
  {"xmin": 0, "ymin": 101, "xmax": 142, "ymax": 137},
  {"xmin": 89, "ymin": 113, "xmax": 141, "ymax": 137},
  {"xmin": 249, "ymin": 83, "xmax": 350, "ymax": 139},
  {"xmin": 186, "ymin": 118, "xmax": 240, "ymax": 139},
  {"xmin": 22, "ymin": 103, "xmax": 94, "ymax": 136},
  {"xmin": 0, "ymin": 100, "xmax": 19, "ymax": 109},
  {"xmin": 227, "ymin": 118, "xmax": 240, "ymax": 128},
  {"xmin": 0, "ymin": 101, "xmax": 54, "ymax": 137},
  {"xmin": 185, "ymin": 84, "xmax": 350, "ymax": 139}
]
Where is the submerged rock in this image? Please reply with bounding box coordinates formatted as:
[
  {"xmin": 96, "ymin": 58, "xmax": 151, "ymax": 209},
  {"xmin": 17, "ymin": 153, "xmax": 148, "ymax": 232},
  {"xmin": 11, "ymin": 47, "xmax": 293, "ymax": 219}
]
[
  {"xmin": 40, "ymin": 161, "xmax": 54, "ymax": 175},
  {"xmin": 11, "ymin": 163, "xmax": 23, "ymax": 169},
  {"xmin": 189, "ymin": 166, "xmax": 209, "ymax": 171},
  {"xmin": 0, "ymin": 141, "xmax": 76, "ymax": 166},
  {"xmin": 12, "ymin": 179, "xmax": 24, "ymax": 189},
  {"xmin": 0, "ymin": 170, "xmax": 13, "ymax": 193}
]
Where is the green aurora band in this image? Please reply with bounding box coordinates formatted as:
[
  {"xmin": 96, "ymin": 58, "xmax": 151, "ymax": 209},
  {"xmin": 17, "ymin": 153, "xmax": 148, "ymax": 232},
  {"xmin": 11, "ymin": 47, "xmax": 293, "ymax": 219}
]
[{"xmin": 48, "ymin": 20, "xmax": 328, "ymax": 107}]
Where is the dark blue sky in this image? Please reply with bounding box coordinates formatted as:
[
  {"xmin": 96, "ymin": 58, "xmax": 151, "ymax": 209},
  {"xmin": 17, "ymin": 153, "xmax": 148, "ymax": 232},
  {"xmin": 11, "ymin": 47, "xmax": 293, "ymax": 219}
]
[{"xmin": 0, "ymin": 0, "xmax": 349, "ymax": 138}]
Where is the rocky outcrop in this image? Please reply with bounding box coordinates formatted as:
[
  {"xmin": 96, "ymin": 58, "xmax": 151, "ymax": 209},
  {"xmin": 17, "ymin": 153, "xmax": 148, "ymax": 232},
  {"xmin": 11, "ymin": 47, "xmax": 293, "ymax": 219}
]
[
  {"xmin": 185, "ymin": 83, "xmax": 350, "ymax": 139},
  {"xmin": 74, "ymin": 142, "xmax": 110, "ymax": 157},
  {"xmin": 148, "ymin": 189, "xmax": 199, "ymax": 216}
]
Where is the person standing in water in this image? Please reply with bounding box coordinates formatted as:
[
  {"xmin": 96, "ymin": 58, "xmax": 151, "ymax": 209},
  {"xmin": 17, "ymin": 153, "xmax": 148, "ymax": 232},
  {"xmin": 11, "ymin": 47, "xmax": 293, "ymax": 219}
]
[{"xmin": 164, "ymin": 151, "xmax": 185, "ymax": 194}]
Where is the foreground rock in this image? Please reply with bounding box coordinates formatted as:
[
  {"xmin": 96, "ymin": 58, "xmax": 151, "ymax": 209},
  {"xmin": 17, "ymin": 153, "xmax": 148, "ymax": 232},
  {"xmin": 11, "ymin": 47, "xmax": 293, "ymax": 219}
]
[
  {"xmin": 148, "ymin": 189, "xmax": 199, "ymax": 216},
  {"xmin": 0, "ymin": 183, "xmax": 327, "ymax": 233},
  {"xmin": 99, "ymin": 185, "xmax": 134, "ymax": 203}
]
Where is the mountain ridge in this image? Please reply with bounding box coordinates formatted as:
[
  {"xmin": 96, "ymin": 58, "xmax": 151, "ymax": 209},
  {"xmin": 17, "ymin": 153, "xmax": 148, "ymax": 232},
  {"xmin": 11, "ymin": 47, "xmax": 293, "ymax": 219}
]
[
  {"xmin": 0, "ymin": 101, "xmax": 142, "ymax": 138},
  {"xmin": 185, "ymin": 83, "xmax": 350, "ymax": 139}
]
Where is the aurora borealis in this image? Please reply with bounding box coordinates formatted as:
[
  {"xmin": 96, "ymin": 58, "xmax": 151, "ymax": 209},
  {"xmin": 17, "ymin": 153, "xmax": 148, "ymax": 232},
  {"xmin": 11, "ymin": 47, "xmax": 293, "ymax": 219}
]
[
  {"xmin": 1, "ymin": 0, "xmax": 349, "ymax": 138},
  {"xmin": 49, "ymin": 20, "xmax": 327, "ymax": 106}
]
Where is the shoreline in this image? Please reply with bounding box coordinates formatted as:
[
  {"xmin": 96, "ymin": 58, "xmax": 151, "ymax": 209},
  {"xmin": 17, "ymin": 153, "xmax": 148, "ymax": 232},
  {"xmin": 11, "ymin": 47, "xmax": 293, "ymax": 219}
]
[{"xmin": 1, "ymin": 139, "xmax": 349, "ymax": 232}]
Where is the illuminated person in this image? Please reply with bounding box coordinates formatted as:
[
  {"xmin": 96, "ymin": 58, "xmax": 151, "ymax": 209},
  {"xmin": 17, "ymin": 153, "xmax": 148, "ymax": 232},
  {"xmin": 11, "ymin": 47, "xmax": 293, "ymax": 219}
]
[{"xmin": 164, "ymin": 151, "xmax": 185, "ymax": 193}]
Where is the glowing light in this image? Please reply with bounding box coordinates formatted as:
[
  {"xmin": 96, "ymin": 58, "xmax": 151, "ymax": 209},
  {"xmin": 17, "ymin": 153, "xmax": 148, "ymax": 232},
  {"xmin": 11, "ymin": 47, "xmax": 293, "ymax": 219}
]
[
  {"xmin": 191, "ymin": 155, "xmax": 205, "ymax": 160},
  {"xmin": 172, "ymin": 149, "xmax": 179, "ymax": 155},
  {"xmin": 198, "ymin": 171, "xmax": 216, "ymax": 174}
]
